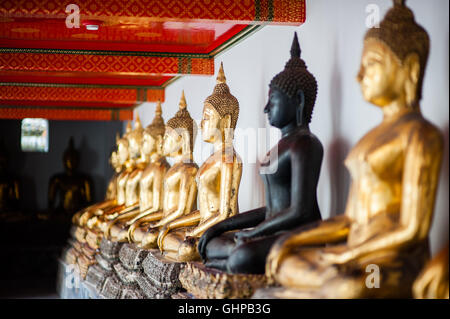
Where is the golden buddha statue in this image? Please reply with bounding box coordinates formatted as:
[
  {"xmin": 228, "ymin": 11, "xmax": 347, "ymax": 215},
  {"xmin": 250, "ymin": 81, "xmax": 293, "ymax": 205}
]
[
  {"xmin": 263, "ymin": 0, "xmax": 444, "ymax": 298},
  {"xmin": 0, "ymin": 138, "xmax": 21, "ymax": 216},
  {"xmin": 92, "ymin": 116, "xmax": 146, "ymax": 233},
  {"xmin": 157, "ymin": 63, "xmax": 243, "ymax": 262},
  {"xmin": 73, "ymin": 123, "xmax": 132, "ymax": 227},
  {"xmin": 128, "ymin": 91, "xmax": 198, "ymax": 248},
  {"xmin": 48, "ymin": 137, "xmax": 93, "ymax": 217},
  {"xmin": 413, "ymin": 244, "xmax": 449, "ymax": 299},
  {"xmin": 105, "ymin": 137, "xmax": 122, "ymax": 201},
  {"xmin": 105, "ymin": 101, "xmax": 170, "ymax": 242}
]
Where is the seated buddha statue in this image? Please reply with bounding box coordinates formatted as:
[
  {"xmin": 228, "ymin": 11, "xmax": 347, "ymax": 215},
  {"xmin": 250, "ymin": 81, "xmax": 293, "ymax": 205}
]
[
  {"xmin": 104, "ymin": 137, "xmax": 122, "ymax": 201},
  {"xmin": 105, "ymin": 101, "xmax": 170, "ymax": 242},
  {"xmin": 128, "ymin": 91, "xmax": 198, "ymax": 248},
  {"xmin": 157, "ymin": 63, "xmax": 243, "ymax": 262},
  {"xmin": 197, "ymin": 33, "xmax": 323, "ymax": 275},
  {"xmin": 74, "ymin": 123, "xmax": 132, "ymax": 227},
  {"xmin": 93, "ymin": 116, "xmax": 147, "ymax": 233},
  {"xmin": 48, "ymin": 137, "xmax": 93, "ymax": 217},
  {"xmin": 263, "ymin": 0, "xmax": 444, "ymax": 299},
  {"xmin": 0, "ymin": 139, "xmax": 21, "ymax": 216}
]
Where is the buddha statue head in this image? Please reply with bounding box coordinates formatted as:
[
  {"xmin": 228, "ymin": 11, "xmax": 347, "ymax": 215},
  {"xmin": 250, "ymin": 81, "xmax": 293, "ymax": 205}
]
[
  {"xmin": 201, "ymin": 62, "xmax": 239, "ymax": 145},
  {"xmin": 109, "ymin": 150, "xmax": 122, "ymax": 173},
  {"xmin": 116, "ymin": 134, "xmax": 130, "ymax": 167},
  {"xmin": 63, "ymin": 137, "xmax": 80, "ymax": 174},
  {"xmin": 127, "ymin": 115, "xmax": 144, "ymax": 161},
  {"xmin": 142, "ymin": 100, "xmax": 166, "ymax": 158},
  {"xmin": 164, "ymin": 90, "xmax": 197, "ymax": 158},
  {"xmin": 358, "ymin": 0, "xmax": 429, "ymax": 110},
  {"xmin": 266, "ymin": 32, "xmax": 317, "ymax": 130}
]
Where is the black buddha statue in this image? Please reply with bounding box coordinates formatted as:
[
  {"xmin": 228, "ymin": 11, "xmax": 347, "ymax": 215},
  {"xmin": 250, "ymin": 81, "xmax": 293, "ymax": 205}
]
[
  {"xmin": 0, "ymin": 139, "xmax": 21, "ymax": 216},
  {"xmin": 197, "ymin": 33, "xmax": 323, "ymax": 274},
  {"xmin": 48, "ymin": 137, "xmax": 93, "ymax": 217}
]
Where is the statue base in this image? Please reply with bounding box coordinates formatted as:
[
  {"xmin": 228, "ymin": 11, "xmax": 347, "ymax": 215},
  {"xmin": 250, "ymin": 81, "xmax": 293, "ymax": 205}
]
[
  {"xmin": 85, "ymin": 264, "xmax": 112, "ymax": 292},
  {"xmin": 99, "ymin": 273, "xmax": 123, "ymax": 299},
  {"xmin": 133, "ymin": 250, "xmax": 185, "ymax": 298},
  {"xmin": 113, "ymin": 262, "xmax": 139, "ymax": 285},
  {"xmin": 179, "ymin": 262, "xmax": 267, "ymax": 299},
  {"xmin": 118, "ymin": 243, "xmax": 148, "ymax": 270},
  {"xmin": 99, "ymin": 238, "xmax": 122, "ymax": 260}
]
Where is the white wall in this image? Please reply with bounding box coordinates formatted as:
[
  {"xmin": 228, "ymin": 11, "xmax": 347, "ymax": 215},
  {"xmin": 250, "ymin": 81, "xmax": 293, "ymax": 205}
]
[{"xmin": 134, "ymin": 0, "xmax": 449, "ymax": 255}]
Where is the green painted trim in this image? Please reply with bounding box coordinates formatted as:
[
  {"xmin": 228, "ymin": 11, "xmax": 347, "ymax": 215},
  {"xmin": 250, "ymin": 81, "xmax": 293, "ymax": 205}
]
[
  {"xmin": 268, "ymin": 0, "xmax": 274, "ymax": 22},
  {"xmin": 0, "ymin": 47, "xmax": 211, "ymax": 59},
  {"xmin": 161, "ymin": 76, "xmax": 181, "ymax": 88},
  {"xmin": 208, "ymin": 25, "xmax": 264, "ymax": 58},
  {"xmin": 255, "ymin": 0, "xmax": 261, "ymax": 22}
]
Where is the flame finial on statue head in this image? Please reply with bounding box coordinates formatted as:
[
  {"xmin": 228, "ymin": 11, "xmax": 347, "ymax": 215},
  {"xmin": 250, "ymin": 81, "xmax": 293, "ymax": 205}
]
[
  {"xmin": 216, "ymin": 62, "xmax": 226, "ymax": 84},
  {"xmin": 155, "ymin": 100, "xmax": 162, "ymax": 115},
  {"xmin": 290, "ymin": 31, "xmax": 301, "ymax": 59},
  {"xmin": 134, "ymin": 114, "xmax": 142, "ymax": 130},
  {"xmin": 179, "ymin": 90, "xmax": 187, "ymax": 110},
  {"xmin": 125, "ymin": 121, "xmax": 132, "ymax": 134}
]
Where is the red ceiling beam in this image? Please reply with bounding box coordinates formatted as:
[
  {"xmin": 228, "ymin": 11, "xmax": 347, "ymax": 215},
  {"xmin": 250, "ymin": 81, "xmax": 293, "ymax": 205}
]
[
  {"xmin": 0, "ymin": 84, "xmax": 165, "ymax": 104},
  {"xmin": 0, "ymin": 49, "xmax": 214, "ymax": 76},
  {"xmin": 0, "ymin": 0, "xmax": 305, "ymax": 25}
]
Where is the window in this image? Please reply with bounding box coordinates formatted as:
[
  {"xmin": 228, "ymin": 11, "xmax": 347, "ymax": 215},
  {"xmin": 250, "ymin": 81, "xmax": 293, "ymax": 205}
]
[{"xmin": 21, "ymin": 118, "xmax": 49, "ymax": 152}]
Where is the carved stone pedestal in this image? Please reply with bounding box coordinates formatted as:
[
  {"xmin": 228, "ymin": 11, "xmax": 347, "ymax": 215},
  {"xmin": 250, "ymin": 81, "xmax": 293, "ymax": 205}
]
[
  {"xmin": 85, "ymin": 264, "xmax": 112, "ymax": 292},
  {"xmin": 99, "ymin": 238, "xmax": 122, "ymax": 260},
  {"xmin": 119, "ymin": 243, "xmax": 148, "ymax": 270},
  {"xmin": 85, "ymin": 239, "xmax": 122, "ymax": 296},
  {"xmin": 179, "ymin": 262, "xmax": 267, "ymax": 299},
  {"xmin": 135, "ymin": 250, "xmax": 185, "ymax": 298},
  {"xmin": 100, "ymin": 273, "xmax": 123, "ymax": 299}
]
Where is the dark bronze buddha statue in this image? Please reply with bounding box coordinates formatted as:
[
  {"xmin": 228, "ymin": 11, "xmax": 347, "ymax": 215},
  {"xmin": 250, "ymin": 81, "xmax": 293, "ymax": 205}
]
[
  {"xmin": 197, "ymin": 33, "xmax": 323, "ymax": 274},
  {"xmin": 48, "ymin": 137, "xmax": 93, "ymax": 217},
  {"xmin": 0, "ymin": 139, "xmax": 21, "ymax": 215}
]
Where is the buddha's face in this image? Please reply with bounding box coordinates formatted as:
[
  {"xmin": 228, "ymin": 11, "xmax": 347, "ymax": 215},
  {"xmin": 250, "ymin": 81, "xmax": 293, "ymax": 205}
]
[
  {"xmin": 117, "ymin": 140, "xmax": 129, "ymax": 165},
  {"xmin": 127, "ymin": 133, "xmax": 141, "ymax": 159},
  {"xmin": 264, "ymin": 87, "xmax": 296, "ymax": 128},
  {"xmin": 201, "ymin": 102, "xmax": 221, "ymax": 143},
  {"xmin": 163, "ymin": 127, "xmax": 182, "ymax": 156},
  {"xmin": 142, "ymin": 130, "xmax": 156, "ymax": 156},
  {"xmin": 110, "ymin": 151, "xmax": 121, "ymax": 172},
  {"xmin": 357, "ymin": 39, "xmax": 405, "ymax": 107}
]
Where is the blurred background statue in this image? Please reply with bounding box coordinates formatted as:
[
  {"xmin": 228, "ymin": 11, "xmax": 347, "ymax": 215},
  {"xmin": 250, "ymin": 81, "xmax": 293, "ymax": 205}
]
[
  {"xmin": 0, "ymin": 138, "xmax": 22, "ymax": 220},
  {"xmin": 48, "ymin": 137, "xmax": 93, "ymax": 219}
]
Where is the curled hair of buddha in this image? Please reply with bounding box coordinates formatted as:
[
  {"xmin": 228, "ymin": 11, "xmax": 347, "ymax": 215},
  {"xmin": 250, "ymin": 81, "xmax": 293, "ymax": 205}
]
[
  {"xmin": 270, "ymin": 32, "xmax": 318, "ymax": 124},
  {"xmin": 145, "ymin": 100, "xmax": 166, "ymax": 138},
  {"xmin": 365, "ymin": 0, "xmax": 429, "ymax": 102},
  {"xmin": 204, "ymin": 62, "xmax": 239, "ymax": 129},
  {"xmin": 166, "ymin": 90, "xmax": 197, "ymax": 152}
]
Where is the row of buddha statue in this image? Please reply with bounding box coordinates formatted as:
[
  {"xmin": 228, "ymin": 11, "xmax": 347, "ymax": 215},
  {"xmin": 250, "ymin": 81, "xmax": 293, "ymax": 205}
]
[
  {"xmin": 68, "ymin": 0, "xmax": 447, "ymax": 299},
  {"xmin": 72, "ymin": 61, "xmax": 242, "ymax": 265}
]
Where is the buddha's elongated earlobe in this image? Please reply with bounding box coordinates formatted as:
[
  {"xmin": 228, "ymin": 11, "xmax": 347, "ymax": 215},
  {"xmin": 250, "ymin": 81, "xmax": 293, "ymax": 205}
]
[
  {"xmin": 404, "ymin": 53, "xmax": 420, "ymax": 109},
  {"xmin": 296, "ymin": 90, "xmax": 305, "ymax": 126}
]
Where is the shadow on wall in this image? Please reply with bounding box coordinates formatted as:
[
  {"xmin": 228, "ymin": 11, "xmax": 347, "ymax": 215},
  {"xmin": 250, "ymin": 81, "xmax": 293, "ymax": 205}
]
[{"xmin": 328, "ymin": 39, "xmax": 351, "ymax": 217}]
